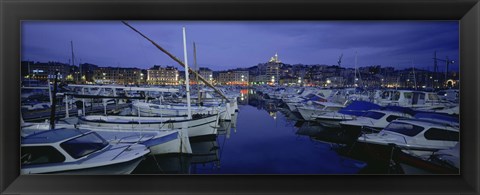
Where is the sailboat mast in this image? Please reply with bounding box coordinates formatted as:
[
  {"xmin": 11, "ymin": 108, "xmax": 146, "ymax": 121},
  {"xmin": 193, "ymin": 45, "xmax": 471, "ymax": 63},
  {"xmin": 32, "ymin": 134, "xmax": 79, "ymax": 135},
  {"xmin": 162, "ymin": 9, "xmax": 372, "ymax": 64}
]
[
  {"xmin": 183, "ymin": 27, "xmax": 192, "ymax": 119},
  {"xmin": 122, "ymin": 21, "xmax": 230, "ymax": 102},
  {"xmin": 71, "ymin": 41, "xmax": 77, "ymax": 83},
  {"xmin": 49, "ymin": 71, "xmax": 59, "ymax": 130},
  {"xmin": 193, "ymin": 42, "xmax": 201, "ymax": 105},
  {"xmin": 354, "ymin": 51, "xmax": 358, "ymax": 87}
]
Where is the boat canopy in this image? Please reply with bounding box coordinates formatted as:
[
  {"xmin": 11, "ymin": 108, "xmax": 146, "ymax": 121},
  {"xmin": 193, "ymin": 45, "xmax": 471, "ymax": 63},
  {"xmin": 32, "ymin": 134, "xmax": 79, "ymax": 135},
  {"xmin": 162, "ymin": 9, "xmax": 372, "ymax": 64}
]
[
  {"xmin": 338, "ymin": 101, "xmax": 381, "ymax": 116},
  {"xmin": 22, "ymin": 129, "xmax": 91, "ymax": 144},
  {"xmin": 413, "ymin": 113, "xmax": 459, "ymax": 124},
  {"xmin": 382, "ymin": 106, "xmax": 416, "ymax": 116}
]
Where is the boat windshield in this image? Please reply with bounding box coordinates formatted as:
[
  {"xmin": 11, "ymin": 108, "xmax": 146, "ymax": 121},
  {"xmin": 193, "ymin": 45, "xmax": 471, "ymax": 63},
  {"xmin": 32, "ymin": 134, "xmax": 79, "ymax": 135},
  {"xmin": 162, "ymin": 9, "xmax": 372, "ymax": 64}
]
[
  {"xmin": 380, "ymin": 91, "xmax": 391, "ymax": 99},
  {"xmin": 384, "ymin": 122, "xmax": 424, "ymax": 136},
  {"xmin": 363, "ymin": 111, "xmax": 385, "ymax": 120},
  {"xmin": 404, "ymin": 92, "xmax": 413, "ymax": 100},
  {"xmin": 304, "ymin": 94, "xmax": 315, "ymax": 99},
  {"xmin": 428, "ymin": 93, "xmax": 440, "ymax": 100},
  {"xmin": 391, "ymin": 92, "xmax": 401, "ymax": 101},
  {"xmin": 60, "ymin": 133, "xmax": 108, "ymax": 159}
]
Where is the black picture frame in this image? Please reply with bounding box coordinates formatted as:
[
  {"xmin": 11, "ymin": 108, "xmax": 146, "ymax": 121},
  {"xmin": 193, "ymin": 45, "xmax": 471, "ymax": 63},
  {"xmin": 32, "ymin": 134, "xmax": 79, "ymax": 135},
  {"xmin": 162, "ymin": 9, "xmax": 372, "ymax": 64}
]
[{"xmin": 1, "ymin": 0, "xmax": 479, "ymax": 194}]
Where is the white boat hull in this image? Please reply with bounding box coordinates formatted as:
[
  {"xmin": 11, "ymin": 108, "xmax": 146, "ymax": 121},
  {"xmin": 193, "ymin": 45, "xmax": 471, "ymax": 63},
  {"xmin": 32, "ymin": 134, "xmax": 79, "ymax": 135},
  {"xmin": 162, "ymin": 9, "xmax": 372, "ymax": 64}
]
[{"xmin": 78, "ymin": 114, "xmax": 219, "ymax": 138}]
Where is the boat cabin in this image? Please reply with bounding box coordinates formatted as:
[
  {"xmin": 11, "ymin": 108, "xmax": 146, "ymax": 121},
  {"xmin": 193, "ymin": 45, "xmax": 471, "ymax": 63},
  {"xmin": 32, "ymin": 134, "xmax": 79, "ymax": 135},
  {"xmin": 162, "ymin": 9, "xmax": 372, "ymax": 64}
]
[
  {"xmin": 380, "ymin": 119, "xmax": 459, "ymax": 148},
  {"xmin": 21, "ymin": 129, "xmax": 108, "ymax": 166}
]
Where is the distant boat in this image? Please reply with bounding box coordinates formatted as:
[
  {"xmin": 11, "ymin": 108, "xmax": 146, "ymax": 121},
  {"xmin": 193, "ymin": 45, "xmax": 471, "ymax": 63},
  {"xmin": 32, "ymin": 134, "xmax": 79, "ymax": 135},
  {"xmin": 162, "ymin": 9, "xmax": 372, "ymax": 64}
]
[
  {"xmin": 21, "ymin": 101, "xmax": 51, "ymax": 111},
  {"xmin": 313, "ymin": 100, "xmax": 382, "ymax": 128},
  {"xmin": 340, "ymin": 109, "xmax": 412, "ymax": 135},
  {"xmin": 78, "ymin": 113, "xmax": 219, "ymax": 138},
  {"xmin": 297, "ymin": 101, "xmax": 344, "ymax": 121},
  {"xmin": 375, "ymin": 90, "xmax": 455, "ymax": 112},
  {"xmin": 285, "ymin": 93, "xmax": 328, "ymax": 113},
  {"xmin": 21, "ymin": 128, "xmax": 149, "ymax": 174},
  {"xmin": 131, "ymin": 101, "xmax": 230, "ymax": 121}
]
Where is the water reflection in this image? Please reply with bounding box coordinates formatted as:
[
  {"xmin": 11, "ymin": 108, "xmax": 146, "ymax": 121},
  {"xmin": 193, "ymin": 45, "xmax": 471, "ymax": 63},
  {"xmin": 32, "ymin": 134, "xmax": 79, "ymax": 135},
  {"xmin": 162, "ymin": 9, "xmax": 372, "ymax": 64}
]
[
  {"xmin": 134, "ymin": 89, "xmax": 367, "ymax": 174},
  {"xmin": 190, "ymin": 138, "xmax": 221, "ymax": 173}
]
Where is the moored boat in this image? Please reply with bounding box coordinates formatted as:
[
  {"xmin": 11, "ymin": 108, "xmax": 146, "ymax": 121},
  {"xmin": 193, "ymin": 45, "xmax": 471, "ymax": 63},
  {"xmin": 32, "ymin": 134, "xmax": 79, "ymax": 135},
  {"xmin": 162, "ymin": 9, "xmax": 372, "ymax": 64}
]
[
  {"xmin": 78, "ymin": 113, "xmax": 219, "ymax": 138},
  {"xmin": 21, "ymin": 128, "xmax": 149, "ymax": 174}
]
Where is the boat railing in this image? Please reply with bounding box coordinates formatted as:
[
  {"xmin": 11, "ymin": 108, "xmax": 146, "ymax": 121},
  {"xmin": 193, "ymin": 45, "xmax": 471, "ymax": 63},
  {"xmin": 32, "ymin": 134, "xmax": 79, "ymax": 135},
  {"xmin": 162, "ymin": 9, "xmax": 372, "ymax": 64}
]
[
  {"xmin": 110, "ymin": 144, "xmax": 134, "ymax": 161},
  {"xmin": 116, "ymin": 134, "xmax": 148, "ymax": 145},
  {"xmin": 361, "ymin": 126, "xmax": 377, "ymax": 134}
]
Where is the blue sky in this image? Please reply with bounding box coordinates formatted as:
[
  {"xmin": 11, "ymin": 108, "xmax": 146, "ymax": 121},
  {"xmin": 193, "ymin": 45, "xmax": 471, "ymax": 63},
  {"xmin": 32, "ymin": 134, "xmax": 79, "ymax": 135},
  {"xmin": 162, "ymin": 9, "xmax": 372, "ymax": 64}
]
[{"xmin": 22, "ymin": 21, "xmax": 459, "ymax": 71}]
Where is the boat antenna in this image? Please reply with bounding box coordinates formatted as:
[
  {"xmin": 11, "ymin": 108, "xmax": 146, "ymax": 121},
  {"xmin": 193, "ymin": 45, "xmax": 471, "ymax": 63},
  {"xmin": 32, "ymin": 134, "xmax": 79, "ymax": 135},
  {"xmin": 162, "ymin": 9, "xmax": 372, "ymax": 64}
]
[
  {"xmin": 354, "ymin": 51, "xmax": 358, "ymax": 87},
  {"xmin": 396, "ymin": 76, "xmax": 399, "ymax": 90},
  {"xmin": 122, "ymin": 21, "xmax": 230, "ymax": 102},
  {"xmin": 412, "ymin": 58, "xmax": 417, "ymax": 90},
  {"xmin": 70, "ymin": 40, "xmax": 77, "ymax": 83},
  {"xmin": 183, "ymin": 27, "xmax": 192, "ymax": 119},
  {"xmin": 337, "ymin": 53, "xmax": 343, "ymax": 67}
]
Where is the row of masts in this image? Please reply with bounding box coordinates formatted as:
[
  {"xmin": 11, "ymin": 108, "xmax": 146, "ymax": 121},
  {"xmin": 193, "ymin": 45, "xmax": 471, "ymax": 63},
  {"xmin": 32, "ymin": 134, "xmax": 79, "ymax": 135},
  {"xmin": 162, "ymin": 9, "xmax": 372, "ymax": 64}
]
[
  {"xmin": 348, "ymin": 50, "xmax": 454, "ymax": 89},
  {"xmin": 46, "ymin": 22, "xmax": 229, "ymax": 129},
  {"xmin": 64, "ymin": 23, "xmax": 455, "ymax": 93},
  {"xmin": 121, "ymin": 21, "xmax": 230, "ymax": 102}
]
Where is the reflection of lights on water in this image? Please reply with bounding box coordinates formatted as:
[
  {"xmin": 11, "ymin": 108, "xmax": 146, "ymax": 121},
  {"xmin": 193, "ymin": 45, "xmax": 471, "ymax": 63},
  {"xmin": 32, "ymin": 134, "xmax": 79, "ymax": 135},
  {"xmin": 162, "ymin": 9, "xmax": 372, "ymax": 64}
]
[
  {"xmin": 241, "ymin": 97, "xmax": 244, "ymax": 101},
  {"xmin": 269, "ymin": 111, "xmax": 277, "ymax": 119}
]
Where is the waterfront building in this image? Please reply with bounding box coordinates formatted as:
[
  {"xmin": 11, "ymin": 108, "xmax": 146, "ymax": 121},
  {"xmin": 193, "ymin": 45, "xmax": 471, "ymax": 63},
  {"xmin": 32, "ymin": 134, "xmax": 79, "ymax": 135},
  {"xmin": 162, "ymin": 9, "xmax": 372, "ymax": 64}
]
[
  {"xmin": 147, "ymin": 65, "xmax": 179, "ymax": 85},
  {"xmin": 249, "ymin": 75, "xmax": 267, "ymax": 85},
  {"xmin": 93, "ymin": 66, "xmax": 143, "ymax": 85},
  {"xmin": 324, "ymin": 76, "xmax": 345, "ymax": 88},
  {"xmin": 79, "ymin": 63, "xmax": 99, "ymax": 83},
  {"xmin": 198, "ymin": 67, "xmax": 214, "ymax": 84},
  {"xmin": 21, "ymin": 61, "xmax": 74, "ymax": 82},
  {"xmin": 279, "ymin": 76, "xmax": 301, "ymax": 86},
  {"xmin": 218, "ymin": 70, "xmax": 249, "ymax": 86}
]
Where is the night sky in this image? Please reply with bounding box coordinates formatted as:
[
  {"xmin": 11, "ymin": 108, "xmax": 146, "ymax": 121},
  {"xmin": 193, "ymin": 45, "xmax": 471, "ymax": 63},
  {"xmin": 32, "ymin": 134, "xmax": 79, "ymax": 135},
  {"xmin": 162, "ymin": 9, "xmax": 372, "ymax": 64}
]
[{"xmin": 22, "ymin": 21, "xmax": 459, "ymax": 71}]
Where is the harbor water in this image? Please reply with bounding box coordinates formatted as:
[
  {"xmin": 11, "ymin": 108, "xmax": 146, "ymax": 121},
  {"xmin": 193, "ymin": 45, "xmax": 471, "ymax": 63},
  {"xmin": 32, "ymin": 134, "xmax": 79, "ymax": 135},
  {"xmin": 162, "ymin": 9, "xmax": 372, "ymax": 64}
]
[
  {"xmin": 21, "ymin": 87, "xmax": 459, "ymax": 175},
  {"xmin": 132, "ymin": 91, "xmax": 369, "ymax": 174}
]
